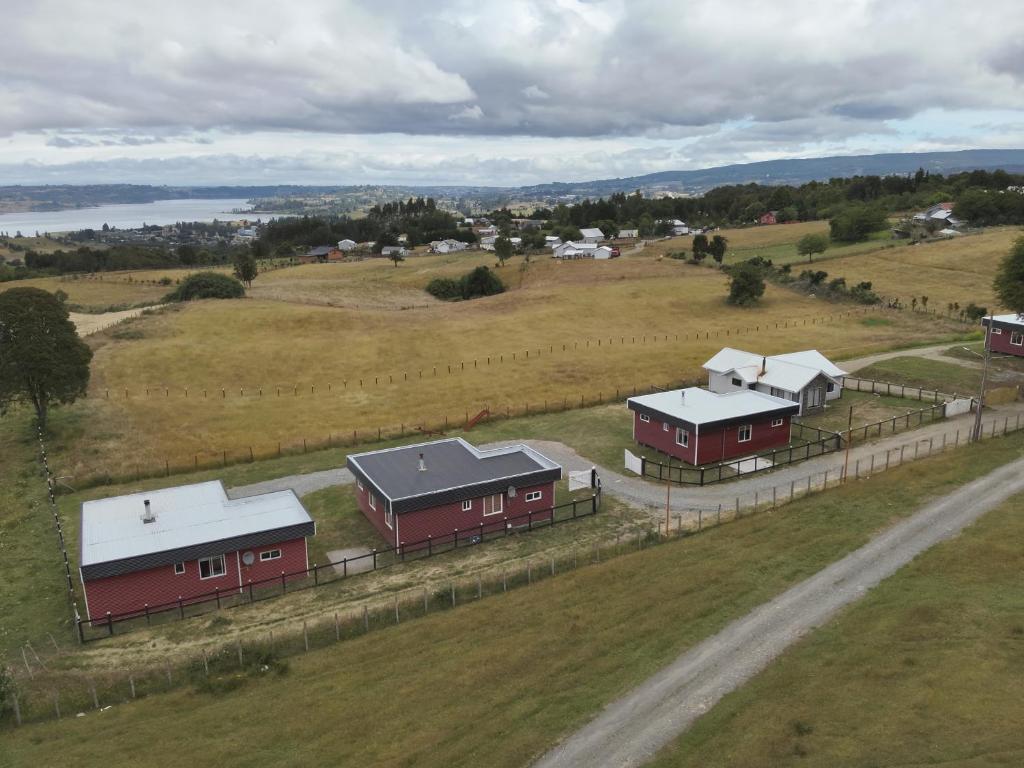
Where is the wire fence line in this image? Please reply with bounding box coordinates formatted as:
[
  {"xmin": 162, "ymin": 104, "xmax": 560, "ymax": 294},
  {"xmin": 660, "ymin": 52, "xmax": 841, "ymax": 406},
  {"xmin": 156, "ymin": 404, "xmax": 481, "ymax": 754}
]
[
  {"xmin": 8, "ymin": 412, "xmax": 1023, "ymax": 730},
  {"xmin": 83, "ymin": 305, "xmax": 917, "ymax": 400}
]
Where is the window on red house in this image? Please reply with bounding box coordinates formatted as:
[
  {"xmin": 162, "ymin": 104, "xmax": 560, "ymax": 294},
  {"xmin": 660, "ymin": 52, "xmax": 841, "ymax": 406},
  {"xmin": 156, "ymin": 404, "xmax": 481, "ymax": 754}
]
[
  {"xmin": 738, "ymin": 424, "xmax": 752, "ymax": 442},
  {"xmin": 199, "ymin": 555, "xmax": 226, "ymax": 579}
]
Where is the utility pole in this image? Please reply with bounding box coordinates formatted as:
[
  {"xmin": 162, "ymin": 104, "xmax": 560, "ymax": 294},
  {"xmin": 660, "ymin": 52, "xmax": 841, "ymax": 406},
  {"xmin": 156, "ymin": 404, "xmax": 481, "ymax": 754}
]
[
  {"xmin": 842, "ymin": 404, "xmax": 853, "ymax": 482},
  {"xmin": 665, "ymin": 475, "xmax": 671, "ymax": 536},
  {"xmin": 971, "ymin": 314, "xmax": 993, "ymax": 442}
]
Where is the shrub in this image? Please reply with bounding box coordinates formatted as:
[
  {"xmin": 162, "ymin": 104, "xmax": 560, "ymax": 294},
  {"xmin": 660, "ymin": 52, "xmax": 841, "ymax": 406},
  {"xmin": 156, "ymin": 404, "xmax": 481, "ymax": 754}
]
[
  {"xmin": 426, "ymin": 267, "xmax": 505, "ymax": 302},
  {"xmin": 727, "ymin": 263, "xmax": 766, "ymax": 306},
  {"xmin": 164, "ymin": 272, "xmax": 245, "ymax": 302},
  {"xmin": 425, "ymin": 277, "xmax": 462, "ymax": 301},
  {"xmin": 964, "ymin": 302, "xmax": 988, "ymax": 322}
]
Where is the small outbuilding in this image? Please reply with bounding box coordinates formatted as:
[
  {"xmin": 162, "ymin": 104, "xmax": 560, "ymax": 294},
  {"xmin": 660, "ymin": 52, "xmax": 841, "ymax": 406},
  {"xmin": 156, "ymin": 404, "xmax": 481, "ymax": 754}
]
[
  {"xmin": 346, "ymin": 438, "xmax": 562, "ymax": 549},
  {"xmin": 982, "ymin": 313, "xmax": 1024, "ymax": 357},
  {"xmin": 579, "ymin": 227, "xmax": 605, "ymax": 243},
  {"xmin": 79, "ymin": 481, "xmax": 315, "ymax": 621},
  {"xmin": 628, "ymin": 387, "xmax": 798, "ymax": 464}
]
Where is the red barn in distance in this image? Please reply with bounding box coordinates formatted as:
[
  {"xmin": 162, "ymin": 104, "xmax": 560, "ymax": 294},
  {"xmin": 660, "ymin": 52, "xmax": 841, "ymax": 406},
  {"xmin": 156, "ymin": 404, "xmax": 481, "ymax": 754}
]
[
  {"xmin": 982, "ymin": 313, "xmax": 1024, "ymax": 357},
  {"xmin": 79, "ymin": 481, "xmax": 315, "ymax": 622},
  {"xmin": 627, "ymin": 387, "xmax": 798, "ymax": 465},
  {"xmin": 758, "ymin": 211, "xmax": 779, "ymax": 225},
  {"xmin": 347, "ymin": 438, "xmax": 562, "ymax": 550}
]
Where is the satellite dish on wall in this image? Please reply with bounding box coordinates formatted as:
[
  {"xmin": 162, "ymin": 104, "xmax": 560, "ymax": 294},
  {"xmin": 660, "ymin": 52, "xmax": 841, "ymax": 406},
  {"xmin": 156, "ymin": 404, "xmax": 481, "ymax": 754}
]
[
  {"xmin": 507, "ymin": 485, "xmax": 517, "ymax": 498},
  {"xmin": 242, "ymin": 551, "xmax": 255, "ymax": 566}
]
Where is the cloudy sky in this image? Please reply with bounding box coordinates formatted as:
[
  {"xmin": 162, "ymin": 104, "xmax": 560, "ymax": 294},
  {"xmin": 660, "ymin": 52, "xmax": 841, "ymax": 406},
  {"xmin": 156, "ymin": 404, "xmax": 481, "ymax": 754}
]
[{"xmin": 2, "ymin": 0, "xmax": 1023, "ymax": 187}]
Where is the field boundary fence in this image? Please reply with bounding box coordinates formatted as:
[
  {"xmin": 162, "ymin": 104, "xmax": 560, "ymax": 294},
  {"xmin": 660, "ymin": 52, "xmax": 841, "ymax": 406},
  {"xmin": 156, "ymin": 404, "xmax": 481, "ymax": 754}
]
[{"xmin": 9, "ymin": 411, "xmax": 1024, "ymax": 731}]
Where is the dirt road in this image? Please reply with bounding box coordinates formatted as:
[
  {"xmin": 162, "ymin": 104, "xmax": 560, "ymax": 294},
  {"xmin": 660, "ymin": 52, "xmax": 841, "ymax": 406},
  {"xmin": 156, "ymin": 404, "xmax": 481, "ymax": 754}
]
[
  {"xmin": 533, "ymin": 456, "xmax": 1024, "ymax": 768},
  {"xmin": 70, "ymin": 305, "xmax": 160, "ymax": 336}
]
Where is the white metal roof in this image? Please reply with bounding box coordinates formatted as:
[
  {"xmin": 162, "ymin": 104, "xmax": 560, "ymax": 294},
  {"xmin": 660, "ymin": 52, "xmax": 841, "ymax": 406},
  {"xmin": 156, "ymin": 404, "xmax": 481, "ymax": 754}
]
[
  {"xmin": 80, "ymin": 481, "xmax": 312, "ymax": 567},
  {"xmin": 579, "ymin": 228, "xmax": 604, "ymax": 238},
  {"xmin": 987, "ymin": 313, "xmax": 1024, "ymax": 326},
  {"xmin": 628, "ymin": 387, "xmax": 796, "ymax": 426},
  {"xmin": 703, "ymin": 347, "xmax": 846, "ymax": 393}
]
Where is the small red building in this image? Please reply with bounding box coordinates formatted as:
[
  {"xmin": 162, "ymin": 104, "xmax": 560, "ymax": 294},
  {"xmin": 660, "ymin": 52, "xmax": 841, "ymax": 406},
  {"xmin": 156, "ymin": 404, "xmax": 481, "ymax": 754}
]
[
  {"xmin": 79, "ymin": 481, "xmax": 315, "ymax": 622},
  {"xmin": 627, "ymin": 387, "xmax": 799, "ymax": 465},
  {"xmin": 982, "ymin": 313, "xmax": 1024, "ymax": 357},
  {"xmin": 347, "ymin": 438, "xmax": 562, "ymax": 549},
  {"xmin": 758, "ymin": 211, "xmax": 779, "ymax": 225}
]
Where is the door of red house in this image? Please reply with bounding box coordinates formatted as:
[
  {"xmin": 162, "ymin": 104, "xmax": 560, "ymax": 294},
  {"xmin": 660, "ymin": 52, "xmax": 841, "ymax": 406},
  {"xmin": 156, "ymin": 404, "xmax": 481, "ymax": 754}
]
[{"xmin": 483, "ymin": 493, "xmax": 503, "ymax": 516}]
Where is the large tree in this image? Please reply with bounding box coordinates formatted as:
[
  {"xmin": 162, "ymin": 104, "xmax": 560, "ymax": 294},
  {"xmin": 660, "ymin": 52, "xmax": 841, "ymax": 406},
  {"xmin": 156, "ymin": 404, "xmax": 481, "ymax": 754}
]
[
  {"xmin": 494, "ymin": 235, "xmax": 513, "ymax": 267},
  {"xmin": 233, "ymin": 250, "xmax": 258, "ymax": 287},
  {"xmin": 0, "ymin": 288, "xmax": 93, "ymax": 429},
  {"xmin": 708, "ymin": 234, "xmax": 728, "ymax": 265},
  {"xmin": 726, "ymin": 264, "xmax": 766, "ymax": 306},
  {"xmin": 993, "ymin": 235, "xmax": 1024, "ymax": 315},
  {"xmin": 796, "ymin": 232, "xmax": 830, "ymax": 263},
  {"xmin": 692, "ymin": 233, "xmax": 709, "ymax": 263}
]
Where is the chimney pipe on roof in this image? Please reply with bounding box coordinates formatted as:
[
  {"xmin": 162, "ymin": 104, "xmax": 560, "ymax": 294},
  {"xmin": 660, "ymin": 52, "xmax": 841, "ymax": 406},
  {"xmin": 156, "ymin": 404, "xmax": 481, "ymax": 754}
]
[
  {"xmin": 418, "ymin": 453, "xmax": 427, "ymax": 472},
  {"xmin": 761, "ymin": 356, "xmax": 767, "ymax": 377},
  {"xmin": 142, "ymin": 498, "xmax": 155, "ymax": 523}
]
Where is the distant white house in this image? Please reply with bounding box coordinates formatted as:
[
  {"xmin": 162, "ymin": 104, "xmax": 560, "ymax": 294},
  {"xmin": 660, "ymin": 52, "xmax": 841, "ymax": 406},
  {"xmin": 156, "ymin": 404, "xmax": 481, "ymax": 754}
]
[
  {"xmin": 397, "ymin": 233, "xmax": 408, "ymax": 244},
  {"xmin": 913, "ymin": 202, "xmax": 964, "ymax": 229},
  {"xmin": 579, "ymin": 227, "xmax": 604, "ymax": 243},
  {"xmin": 381, "ymin": 246, "xmax": 407, "ymax": 258},
  {"xmin": 430, "ymin": 239, "xmax": 469, "ymax": 254},
  {"xmin": 481, "ymin": 236, "xmax": 521, "ymax": 252},
  {"xmin": 545, "ymin": 235, "xmax": 563, "ymax": 249},
  {"xmin": 553, "ymin": 241, "xmax": 613, "ymax": 260},
  {"xmin": 337, "ymin": 238, "xmax": 357, "ymax": 252},
  {"xmin": 669, "ymin": 219, "xmax": 689, "ymax": 236},
  {"xmin": 617, "ymin": 228, "xmax": 639, "ymax": 239},
  {"xmin": 476, "ymin": 225, "xmax": 498, "ymax": 237}
]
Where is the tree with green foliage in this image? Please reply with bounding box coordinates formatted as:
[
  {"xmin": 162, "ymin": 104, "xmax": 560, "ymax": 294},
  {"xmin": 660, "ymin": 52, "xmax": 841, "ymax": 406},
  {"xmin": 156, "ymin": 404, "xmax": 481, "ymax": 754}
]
[
  {"xmin": 829, "ymin": 205, "xmax": 888, "ymax": 243},
  {"xmin": 708, "ymin": 234, "xmax": 728, "ymax": 265},
  {"xmin": 692, "ymin": 233, "xmax": 709, "ymax": 263},
  {"xmin": 0, "ymin": 287, "xmax": 92, "ymax": 428},
  {"xmin": 164, "ymin": 272, "xmax": 245, "ymax": 301},
  {"xmin": 426, "ymin": 266, "xmax": 505, "ymax": 301},
  {"xmin": 727, "ymin": 263, "xmax": 766, "ymax": 306},
  {"xmin": 796, "ymin": 232, "xmax": 829, "ymax": 262},
  {"xmin": 494, "ymin": 235, "xmax": 513, "ymax": 267},
  {"xmin": 250, "ymin": 238, "xmax": 270, "ymax": 261},
  {"xmin": 993, "ymin": 236, "xmax": 1024, "ymax": 315},
  {"xmin": 233, "ymin": 250, "xmax": 258, "ymax": 287},
  {"xmin": 178, "ymin": 243, "xmax": 198, "ymax": 265}
]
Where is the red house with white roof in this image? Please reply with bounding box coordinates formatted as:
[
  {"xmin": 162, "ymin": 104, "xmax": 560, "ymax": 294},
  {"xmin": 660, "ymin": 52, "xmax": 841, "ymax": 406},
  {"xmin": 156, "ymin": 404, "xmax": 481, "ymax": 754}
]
[
  {"xmin": 982, "ymin": 313, "xmax": 1024, "ymax": 357},
  {"xmin": 627, "ymin": 387, "xmax": 799, "ymax": 465},
  {"xmin": 79, "ymin": 481, "xmax": 315, "ymax": 622},
  {"xmin": 347, "ymin": 438, "xmax": 562, "ymax": 549}
]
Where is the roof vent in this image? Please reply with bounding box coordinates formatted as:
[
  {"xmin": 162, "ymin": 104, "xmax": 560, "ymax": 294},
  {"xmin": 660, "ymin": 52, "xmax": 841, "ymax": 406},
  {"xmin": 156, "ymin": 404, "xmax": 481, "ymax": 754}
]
[
  {"xmin": 418, "ymin": 453, "xmax": 427, "ymax": 472},
  {"xmin": 760, "ymin": 356, "xmax": 767, "ymax": 377},
  {"xmin": 142, "ymin": 499, "xmax": 155, "ymax": 524},
  {"xmin": 680, "ymin": 390, "xmax": 686, "ymax": 402}
]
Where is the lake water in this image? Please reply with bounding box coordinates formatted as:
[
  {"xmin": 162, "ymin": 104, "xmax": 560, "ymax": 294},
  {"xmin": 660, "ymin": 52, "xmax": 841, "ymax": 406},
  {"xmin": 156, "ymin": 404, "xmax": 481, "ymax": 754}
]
[{"xmin": 0, "ymin": 198, "xmax": 266, "ymax": 235}]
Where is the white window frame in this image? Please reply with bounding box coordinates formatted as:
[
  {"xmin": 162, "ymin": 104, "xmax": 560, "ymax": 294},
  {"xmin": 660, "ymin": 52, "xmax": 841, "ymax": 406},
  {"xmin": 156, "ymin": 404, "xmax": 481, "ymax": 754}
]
[
  {"xmin": 731, "ymin": 377, "xmax": 743, "ymax": 387},
  {"xmin": 738, "ymin": 424, "xmax": 752, "ymax": 443},
  {"xmin": 357, "ymin": 479, "xmax": 364, "ymax": 491},
  {"xmin": 826, "ymin": 382, "xmax": 836, "ymax": 393},
  {"xmin": 173, "ymin": 562, "xmax": 185, "ymax": 575},
  {"xmin": 662, "ymin": 422, "xmax": 669, "ymax": 432},
  {"xmin": 1012, "ymin": 331, "xmax": 1024, "ymax": 346},
  {"xmin": 771, "ymin": 417, "xmax": 784, "ymax": 427},
  {"xmin": 462, "ymin": 499, "xmax": 473, "ymax": 512},
  {"xmin": 259, "ymin": 549, "xmax": 282, "ymax": 562},
  {"xmin": 368, "ymin": 491, "xmax": 376, "ymax": 510},
  {"xmin": 482, "ymin": 493, "xmax": 504, "ymax": 517},
  {"xmin": 198, "ymin": 554, "xmax": 226, "ymax": 580},
  {"xmin": 639, "ymin": 413, "xmax": 650, "ymax": 423},
  {"xmin": 675, "ymin": 427, "xmax": 689, "ymax": 447},
  {"xmin": 384, "ymin": 504, "xmax": 394, "ymax": 529},
  {"xmin": 524, "ymin": 491, "xmax": 542, "ymax": 502},
  {"xmin": 991, "ymin": 327, "xmax": 1002, "ymax": 335}
]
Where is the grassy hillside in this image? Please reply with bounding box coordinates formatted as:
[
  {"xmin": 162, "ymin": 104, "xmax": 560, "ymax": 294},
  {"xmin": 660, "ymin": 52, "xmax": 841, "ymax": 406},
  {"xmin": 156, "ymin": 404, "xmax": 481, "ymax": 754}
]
[
  {"xmin": 649, "ymin": 490, "xmax": 1024, "ymax": 767},
  {"xmin": 4, "ymin": 433, "xmax": 1024, "ymax": 766}
]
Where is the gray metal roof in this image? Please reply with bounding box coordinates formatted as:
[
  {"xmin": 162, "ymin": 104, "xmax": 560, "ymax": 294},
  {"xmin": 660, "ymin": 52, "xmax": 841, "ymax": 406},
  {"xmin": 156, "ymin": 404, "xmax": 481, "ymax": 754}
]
[{"xmin": 347, "ymin": 438, "xmax": 561, "ymax": 513}]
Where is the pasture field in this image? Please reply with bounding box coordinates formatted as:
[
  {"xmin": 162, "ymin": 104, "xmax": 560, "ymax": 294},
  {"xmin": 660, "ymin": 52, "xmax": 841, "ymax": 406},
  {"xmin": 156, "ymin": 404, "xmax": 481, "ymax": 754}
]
[
  {"xmin": 649, "ymin": 490, "xmax": 1024, "ymax": 768},
  {"xmin": 857, "ymin": 356, "xmax": 983, "ymax": 394},
  {"xmin": 5, "ymin": 433, "xmax": 1024, "ymax": 767},
  {"xmin": 0, "ymin": 274, "xmax": 168, "ymax": 309},
  {"xmin": 46, "ymin": 253, "xmax": 970, "ymax": 481},
  {"xmin": 0, "ymin": 235, "xmax": 69, "ymax": 261}
]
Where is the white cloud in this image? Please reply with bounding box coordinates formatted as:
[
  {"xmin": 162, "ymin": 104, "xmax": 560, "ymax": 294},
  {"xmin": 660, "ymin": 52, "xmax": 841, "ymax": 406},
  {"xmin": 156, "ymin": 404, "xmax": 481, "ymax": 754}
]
[
  {"xmin": 522, "ymin": 85, "xmax": 549, "ymax": 100},
  {"xmin": 449, "ymin": 105, "xmax": 484, "ymax": 121}
]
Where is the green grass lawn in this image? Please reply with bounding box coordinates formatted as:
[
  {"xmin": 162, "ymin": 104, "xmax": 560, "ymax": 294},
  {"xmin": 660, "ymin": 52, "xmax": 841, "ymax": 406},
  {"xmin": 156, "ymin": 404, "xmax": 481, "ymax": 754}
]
[
  {"xmin": 725, "ymin": 229, "xmax": 897, "ymax": 267},
  {"xmin": 796, "ymin": 389, "xmax": 934, "ymax": 434},
  {"xmin": 945, "ymin": 341, "xmax": 1024, "ymax": 374},
  {"xmin": 856, "ymin": 356, "xmax": 982, "ymax": 395},
  {"xmin": 648, "ymin": 490, "xmax": 1024, "ymax": 768},
  {"xmin": 4, "ymin": 433, "xmax": 1024, "ymax": 766}
]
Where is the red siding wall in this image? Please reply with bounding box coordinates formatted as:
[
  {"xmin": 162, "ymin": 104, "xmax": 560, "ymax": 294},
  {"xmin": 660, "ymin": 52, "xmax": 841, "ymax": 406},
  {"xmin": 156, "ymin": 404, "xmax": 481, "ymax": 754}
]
[
  {"xmin": 989, "ymin": 326, "xmax": 1024, "ymax": 357},
  {"xmin": 354, "ymin": 477, "xmax": 397, "ymax": 547},
  {"xmin": 695, "ymin": 415, "xmax": 792, "ymax": 464},
  {"xmin": 82, "ymin": 537, "xmax": 309, "ymax": 621},
  {"xmin": 355, "ymin": 480, "xmax": 556, "ymax": 549},
  {"xmin": 633, "ymin": 412, "xmax": 697, "ymax": 463}
]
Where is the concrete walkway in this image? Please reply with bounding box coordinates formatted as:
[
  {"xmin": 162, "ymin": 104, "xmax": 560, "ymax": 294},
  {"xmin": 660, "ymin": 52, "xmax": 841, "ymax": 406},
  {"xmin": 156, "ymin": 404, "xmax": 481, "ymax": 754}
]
[{"xmin": 533, "ymin": 456, "xmax": 1024, "ymax": 768}]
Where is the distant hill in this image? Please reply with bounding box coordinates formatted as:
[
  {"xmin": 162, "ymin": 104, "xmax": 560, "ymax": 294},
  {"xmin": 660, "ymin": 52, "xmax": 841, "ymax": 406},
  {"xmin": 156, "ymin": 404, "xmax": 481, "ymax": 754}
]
[{"xmin": 512, "ymin": 149, "xmax": 1024, "ymax": 198}]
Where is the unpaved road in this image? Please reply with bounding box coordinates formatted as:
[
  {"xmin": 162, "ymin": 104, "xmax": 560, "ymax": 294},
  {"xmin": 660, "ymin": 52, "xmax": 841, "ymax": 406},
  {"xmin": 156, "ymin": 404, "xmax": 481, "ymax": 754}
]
[
  {"xmin": 533, "ymin": 456, "xmax": 1024, "ymax": 768},
  {"xmin": 70, "ymin": 305, "xmax": 161, "ymax": 336}
]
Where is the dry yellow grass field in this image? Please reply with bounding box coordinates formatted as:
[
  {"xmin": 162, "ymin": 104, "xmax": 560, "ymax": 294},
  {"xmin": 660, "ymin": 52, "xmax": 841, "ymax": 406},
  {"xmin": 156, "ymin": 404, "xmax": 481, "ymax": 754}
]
[{"xmin": 42, "ymin": 250, "xmax": 972, "ymax": 480}]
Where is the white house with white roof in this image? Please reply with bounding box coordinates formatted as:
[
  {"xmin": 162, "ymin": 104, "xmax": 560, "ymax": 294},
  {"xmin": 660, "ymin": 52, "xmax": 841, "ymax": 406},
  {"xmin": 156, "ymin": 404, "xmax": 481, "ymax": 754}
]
[
  {"xmin": 702, "ymin": 347, "xmax": 847, "ymax": 415},
  {"xmin": 553, "ymin": 241, "xmax": 614, "ymax": 260},
  {"xmin": 579, "ymin": 227, "xmax": 605, "ymax": 243}
]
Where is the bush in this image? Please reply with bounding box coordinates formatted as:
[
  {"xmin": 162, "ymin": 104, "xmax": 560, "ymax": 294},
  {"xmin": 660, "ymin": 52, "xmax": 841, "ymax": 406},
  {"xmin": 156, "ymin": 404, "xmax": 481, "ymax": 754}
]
[
  {"xmin": 164, "ymin": 272, "xmax": 245, "ymax": 302},
  {"xmin": 727, "ymin": 263, "xmax": 766, "ymax": 306},
  {"xmin": 426, "ymin": 267, "xmax": 505, "ymax": 302}
]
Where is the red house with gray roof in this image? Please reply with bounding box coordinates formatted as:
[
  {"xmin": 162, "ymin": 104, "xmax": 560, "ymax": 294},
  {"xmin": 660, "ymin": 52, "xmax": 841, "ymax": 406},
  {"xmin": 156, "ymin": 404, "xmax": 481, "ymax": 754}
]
[
  {"xmin": 628, "ymin": 387, "xmax": 798, "ymax": 464},
  {"xmin": 79, "ymin": 481, "xmax": 315, "ymax": 622},
  {"xmin": 982, "ymin": 313, "xmax": 1024, "ymax": 357},
  {"xmin": 346, "ymin": 438, "xmax": 562, "ymax": 549}
]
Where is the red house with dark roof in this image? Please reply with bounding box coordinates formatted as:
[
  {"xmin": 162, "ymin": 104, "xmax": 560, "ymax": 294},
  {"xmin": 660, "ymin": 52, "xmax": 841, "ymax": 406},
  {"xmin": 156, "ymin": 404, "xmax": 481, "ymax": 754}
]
[
  {"xmin": 346, "ymin": 438, "xmax": 562, "ymax": 550},
  {"xmin": 982, "ymin": 313, "xmax": 1024, "ymax": 357},
  {"xmin": 627, "ymin": 387, "xmax": 798, "ymax": 465}
]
